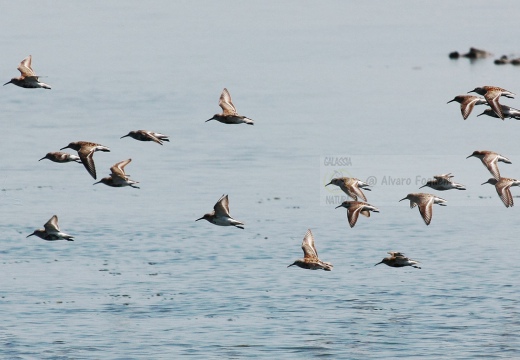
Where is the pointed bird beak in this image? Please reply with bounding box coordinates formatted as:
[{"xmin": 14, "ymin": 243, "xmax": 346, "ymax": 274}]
[
  {"xmin": 120, "ymin": 134, "xmax": 129, "ymax": 139},
  {"xmin": 374, "ymin": 261, "xmax": 383, "ymax": 266},
  {"xmin": 481, "ymin": 181, "xmax": 489, "ymax": 185},
  {"xmin": 334, "ymin": 204, "xmax": 343, "ymax": 209},
  {"xmin": 38, "ymin": 157, "xmax": 46, "ymax": 161},
  {"xmin": 399, "ymin": 197, "xmax": 407, "ymax": 202},
  {"xmin": 466, "ymin": 154, "xmax": 473, "ymax": 159},
  {"xmin": 419, "ymin": 184, "xmax": 426, "ymax": 189},
  {"xmin": 467, "ymin": 90, "xmax": 475, "ymax": 94},
  {"xmin": 3, "ymin": 80, "xmax": 12, "ymax": 86},
  {"xmin": 26, "ymin": 233, "xmax": 34, "ymax": 238},
  {"xmin": 195, "ymin": 216, "xmax": 204, "ymax": 221},
  {"xmin": 325, "ymin": 181, "xmax": 332, "ymax": 186},
  {"xmin": 446, "ymin": 99, "xmax": 455, "ymax": 104},
  {"xmin": 59, "ymin": 146, "xmax": 68, "ymax": 150},
  {"xmin": 205, "ymin": 118, "xmax": 213, "ymax": 122},
  {"xmin": 93, "ymin": 181, "xmax": 102, "ymax": 185}
]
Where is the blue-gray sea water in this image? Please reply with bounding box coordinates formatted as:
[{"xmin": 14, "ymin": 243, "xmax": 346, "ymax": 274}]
[{"xmin": 1, "ymin": 1, "xmax": 520, "ymax": 359}]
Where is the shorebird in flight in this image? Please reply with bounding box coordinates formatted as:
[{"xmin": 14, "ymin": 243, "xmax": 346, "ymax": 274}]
[
  {"xmin": 481, "ymin": 177, "xmax": 520, "ymax": 208},
  {"xmin": 4, "ymin": 55, "xmax": 51, "ymax": 89},
  {"xmin": 335, "ymin": 201, "xmax": 379, "ymax": 228},
  {"xmin": 288, "ymin": 229, "xmax": 333, "ymax": 271},
  {"xmin": 466, "ymin": 150, "xmax": 511, "ymax": 180},
  {"xmin": 374, "ymin": 252, "xmax": 420, "ymax": 269},
  {"xmin": 39, "ymin": 152, "xmax": 82, "ymax": 163},
  {"xmin": 27, "ymin": 215, "xmax": 74, "ymax": 241},
  {"xmin": 196, "ymin": 194, "xmax": 245, "ymax": 229},
  {"xmin": 60, "ymin": 141, "xmax": 110, "ymax": 179},
  {"xmin": 206, "ymin": 88, "xmax": 254, "ymax": 125},
  {"xmin": 420, "ymin": 173, "xmax": 466, "ymax": 191},
  {"xmin": 94, "ymin": 159, "xmax": 140, "ymax": 189},
  {"xmin": 120, "ymin": 130, "xmax": 170, "ymax": 145},
  {"xmin": 468, "ymin": 86, "xmax": 515, "ymax": 120},
  {"xmin": 447, "ymin": 95, "xmax": 487, "ymax": 120},
  {"xmin": 399, "ymin": 193, "xmax": 447, "ymax": 225},
  {"xmin": 326, "ymin": 177, "xmax": 371, "ymax": 201}
]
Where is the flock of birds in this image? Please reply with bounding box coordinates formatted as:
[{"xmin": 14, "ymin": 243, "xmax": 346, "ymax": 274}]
[
  {"xmin": 303, "ymin": 82, "xmax": 520, "ymax": 271},
  {"xmin": 6, "ymin": 54, "xmax": 516, "ymax": 272},
  {"xmin": 446, "ymin": 86, "xmax": 520, "ymax": 211},
  {"xmin": 448, "ymin": 86, "xmax": 519, "ymax": 121},
  {"xmin": 8, "ymin": 57, "xmax": 250, "ymax": 231}
]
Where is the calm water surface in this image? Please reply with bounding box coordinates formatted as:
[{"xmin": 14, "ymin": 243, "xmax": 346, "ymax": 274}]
[{"xmin": 1, "ymin": 1, "xmax": 520, "ymax": 359}]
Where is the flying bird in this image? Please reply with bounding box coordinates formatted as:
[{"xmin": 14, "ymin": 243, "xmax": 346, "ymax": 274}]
[
  {"xmin": 288, "ymin": 229, "xmax": 333, "ymax": 271},
  {"xmin": 60, "ymin": 141, "xmax": 110, "ymax": 179},
  {"xmin": 206, "ymin": 88, "xmax": 254, "ymax": 125},
  {"xmin": 476, "ymin": 105, "xmax": 520, "ymax": 120},
  {"xmin": 399, "ymin": 193, "xmax": 447, "ymax": 225},
  {"xmin": 325, "ymin": 177, "xmax": 371, "ymax": 201},
  {"xmin": 4, "ymin": 55, "xmax": 51, "ymax": 89},
  {"xmin": 27, "ymin": 215, "xmax": 74, "ymax": 241},
  {"xmin": 335, "ymin": 201, "xmax": 379, "ymax": 228},
  {"xmin": 481, "ymin": 177, "xmax": 520, "ymax": 208},
  {"xmin": 94, "ymin": 159, "xmax": 140, "ymax": 189},
  {"xmin": 374, "ymin": 252, "xmax": 420, "ymax": 269},
  {"xmin": 420, "ymin": 173, "xmax": 466, "ymax": 191},
  {"xmin": 468, "ymin": 86, "xmax": 515, "ymax": 120},
  {"xmin": 120, "ymin": 130, "xmax": 170, "ymax": 145},
  {"xmin": 447, "ymin": 95, "xmax": 487, "ymax": 120},
  {"xmin": 466, "ymin": 150, "xmax": 511, "ymax": 180},
  {"xmin": 196, "ymin": 194, "xmax": 245, "ymax": 229},
  {"xmin": 39, "ymin": 152, "xmax": 81, "ymax": 163}
]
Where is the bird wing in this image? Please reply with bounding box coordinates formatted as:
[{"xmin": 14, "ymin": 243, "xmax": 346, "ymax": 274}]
[
  {"xmin": 144, "ymin": 131, "xmax": 164, "ymax": 145},
  {"xmin": 417, "ymin": 196, "xmax": 433, "ymax": 225},
  {"xmin": 388, "ymin": 251, "xmax": 405, "ymax": 257},
  {"xmin": 482, "ymin": 153, "xmax": 501, "ymax": 180},
  {"xmin": 44, "ymin": 215, "xmax": 60, "ymax": 233},
  {"xmin": 495, "ymin": 180, "xmax": 513, "ymax": 208},
  {"xmin": 338, "ymin": 183, "xmax": 356, "ymax": 200},
  {"xmin": 347, "ymin": 204, "xmax": 362, "ymax": 228},
  {"xmin": 434, "ymin": 173, "xmax": 453, "ymax": 180},
  {"xmin": 78, "ymin": 146, "xmax": 97, "ymax": 179},
  {"xmin": 214, "ymin": 194, "xmax": 231, "ymax": 217},
  {"xmin": 17, "ymin": 55, "xmax": 36, "ymax": 77},
  {"xmin": 110, "ymin": 159, "xmax": 131, "ymax": 180},
  {"xmin": 346, "ymin": 184, "xmax": 367, "ymax": 202},
  {"xmin": 219, "ymin": 88, "xmax": 237, "ymax": 115},
  {"xmin": 485, "ymin": 90, "xmax": 505, "ymax": 120},
  {"xmin": 302, "ymin": 229, "xmax": 318, "ymax": 259},
  {"xmin": 461, "ymin": 97, "xmax": 478, "ymax": 120}
]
